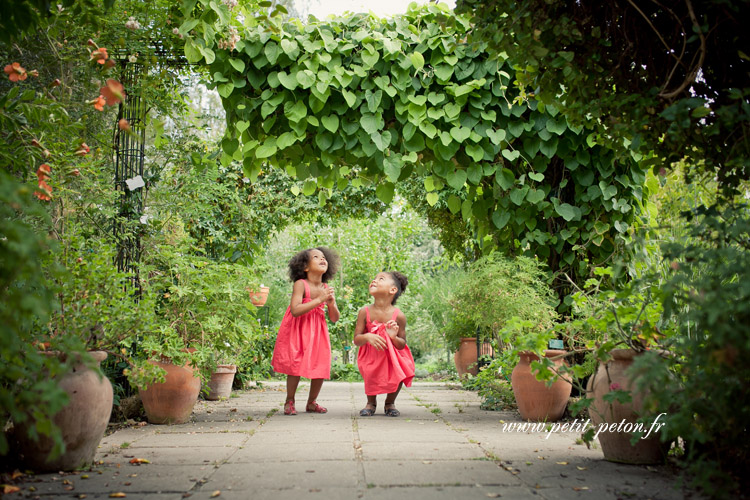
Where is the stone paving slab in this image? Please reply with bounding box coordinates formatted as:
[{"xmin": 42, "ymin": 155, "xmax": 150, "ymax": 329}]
[
  {"xmin": 204, "ymin": 460, "xmax": 360, "ymax": 490},
  {"xmin": 364, "ymin": 485, "xmax": 539, "ymax": 499},
  {"xmin": 360, "ymin": 441, "xmax": 484, "ymax": 461},
  {"xmin": 230, "ymin": 440, "xmax": 357, "ymax": 462},
  {"xmin": 5, "ymin": 381, "xmax": 698, "ymax": 500}
]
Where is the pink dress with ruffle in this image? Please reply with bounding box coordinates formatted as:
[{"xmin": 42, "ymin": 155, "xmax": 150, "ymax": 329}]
[
  {"xmin": 357, "ymin": 307, "xmax": 415, "ymax": 395},
  {"xmin": 271, "ymin": 279, "xmax": 331, "ymax": 379}
]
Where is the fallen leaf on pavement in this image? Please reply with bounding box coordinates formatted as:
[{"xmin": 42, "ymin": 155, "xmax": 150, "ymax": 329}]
[
  {"xmin": 211, "ymin": 491, "xmax": 221, "ymax": 497},
  {"xmin": 109, "ymin": 493, "xmax": 127, "ymax": 498},
  {"xmin": 2, "ymin": 485, "xmax": 21, "ymax": 494},
  {"xmin": 576, "ymin": 466, "xmax": 587, "ymax": 470},
  {"xmin": 129, "ymin": 458, "xmax": 150, "ymax": 464},
  {"xmin": 573, "ymin": 486, "xmax": 590, "ymax": 491},
  {"xmin": 556, "ymin": 461, "xmax": 568, "ymax": 465}
]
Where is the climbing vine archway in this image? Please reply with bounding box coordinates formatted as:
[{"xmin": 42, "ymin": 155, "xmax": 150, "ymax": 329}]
[{"xmin": 176, "ymin": 1, "xmax": 652, "ymax": 296}]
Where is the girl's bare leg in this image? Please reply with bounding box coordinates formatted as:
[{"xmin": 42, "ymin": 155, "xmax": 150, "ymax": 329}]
[
  {"xmin": 364, "ymin": 395, "xmax": 377, "ymax": 411},
  {"xmin": 307, "ymin": 378, "xmax": 324, "ymax": 406},
  {"xmin": 286, "ymin": 375, "xmax": 300, "ymax": 403},
  {"xmin": 384, "ymin": 382, "xmax": 403, "ymax": 416}
]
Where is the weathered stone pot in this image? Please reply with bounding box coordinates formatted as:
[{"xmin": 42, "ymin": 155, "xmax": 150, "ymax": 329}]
[
  {"xmin": 586, "ymin": 349, "xmax": 668, "ymax": 464},
  {"xmin": 139, "ymin": 358, "xmax": 200, "ymax": 424},
  {"xmin": 511, "ymin": 350, "xmax": 571, "ymax": 422},
  {"xmin": 13, "ymin": 351, "xmax": 113, "ymax": 471},
  {"xmin": 204, "ymin": 364, "xmax": 237, "ymax": 400}
]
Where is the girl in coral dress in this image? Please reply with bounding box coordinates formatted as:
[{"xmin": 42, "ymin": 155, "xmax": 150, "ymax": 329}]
[
  {"xmin": 354, "ymin": 271, "xmax": 415, "ymax": 417},
  {"xmin": 272, "ymin": 247, "xmax": 340, "ymax": 415}
]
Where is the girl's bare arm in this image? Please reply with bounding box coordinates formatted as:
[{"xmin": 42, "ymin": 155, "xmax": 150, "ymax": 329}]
[
  {"xmin": 353, "ymin": 308, "xmax": 386, "ymax": 350},
  {"xmin": 289, "ymin": 280, "xmax": 324, "ymax": 317}
]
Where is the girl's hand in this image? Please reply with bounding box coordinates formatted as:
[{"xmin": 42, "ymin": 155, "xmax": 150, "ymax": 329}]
[
  {"xmin": 324, "ymin": 286, "xmax": 335, "ymax": 305},
  {"xmin": 367, "ymin": 333, "xmax": 387, "ymax": 351},
  {"xmin": 385, "ymin": 320, "xmax": 399, "ymax": 339}
]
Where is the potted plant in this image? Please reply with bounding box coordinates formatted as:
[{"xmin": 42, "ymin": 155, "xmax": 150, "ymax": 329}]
[
  {"xmin": 11, "ymin": 231, "xmax": 160, "ymax": 471},
  {"xmin": 204, "ymin": 353, "xmax": 240, "ymax": 401},
  {"xmin": 449, "ymin": 254, "xmax": 560, "ymax": 418},
  {"xmin": 134, "ymin": 248, "xmax": 260, "ymax": 421},
  {"xmin": 576, "ymin": 277, "xmax": 672, "ymax": 464},
  {"xmin": 549, "ymin": 267, "xmax": 672, "ymax": 463}
]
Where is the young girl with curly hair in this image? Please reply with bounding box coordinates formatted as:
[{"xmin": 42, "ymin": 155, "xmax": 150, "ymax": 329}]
[
  {"xmin": 354, "ymin": 271, "xmax": 415, "ymax": 417},
  {"xmin": 271, "ymin": 247, "xmax": 340, "ymax": 415}
]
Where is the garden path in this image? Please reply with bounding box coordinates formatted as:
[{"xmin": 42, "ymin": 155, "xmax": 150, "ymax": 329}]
[{"xmin": 14, "ymin": 381, "xmax": 694, "ymax": 499}]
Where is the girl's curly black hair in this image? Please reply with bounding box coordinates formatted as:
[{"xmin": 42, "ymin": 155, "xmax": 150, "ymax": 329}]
[
  {"xmin": 388, "ymin": 271, "xmax": 408, "ymax": 304},
  {"xmin": 288, "ymin": 247, "xmax": 340, "ymax": 283}
]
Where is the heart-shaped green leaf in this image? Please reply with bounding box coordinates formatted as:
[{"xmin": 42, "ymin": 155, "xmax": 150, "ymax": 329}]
[
  {"xmin": 256, "ymin": 138, "xmax": 277, "ymax": 159},
  {"xmin": 465, "ymin": 143, "xmax": 485, "ymax": 162},
  {"xmin": 322, "ymin": 114, "xmax": 339, "ymax": 133},
  {"xmin": 342, "ymin": 89, "xmax": 357, "ymax": 107},
  {"xmin": 502, "ymin": 149, "xmax": 520, "ymax": 161},
  {"xmin": 302, "ymin": 179, "xmax": 317, "ymax": 196},
  {"xmin": 492, "ymin": 210, "xmax": 511, "ymax": 229},
  {"xmin": 529, "ymin": 172, "xmax": 544, "ymax": 182},
  {"xmin": 487, "ymin": 129, "xmax": 506, "ymax": 145},
  {"xmin": 376, "ymin": 182, "xmax": 395, "ymax": 203},
  {"xmin": 361, "ymin": 113, "xmax": 380, "ymax": 134},
  {"xmin": 446, "ymin": 169, "xmax": 467, "ymax": 189},
  {"xmin": 426, "ymin": 192, "xmax": 439, "ymax": 206},
  {"xmin": 447, "ymin": 194, "xmax": 461, "ymax": 214},
  {"xmin": 526, "ymin": 188, "xmax": 546, "ymax": 204},
  {"xmin": 277, "ymin": 71, "xmax": 298, "ymax": 90},
  {"xmin": 296, "ymin": 70, "xmax": 315, "ymax": 88},
  {"xmin": 229, "ymin": 58, "xmax": 245, "ymax": 73},
  {"xmin": 383, "ymin": 154, "xmax": 402, "ymax": 182},
  {"xmin": 409, "ymin": 51, "xmax": 425, "ymax": 71},
  {"xmin": 555, "ymin": 203, "xmax": 578, "ymax": 221},
  {"xmin": 450, "ymin": 126, "xmax": 471, "ymax": 142}
]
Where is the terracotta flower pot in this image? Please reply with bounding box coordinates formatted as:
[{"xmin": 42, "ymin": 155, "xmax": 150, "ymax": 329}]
[
  {"xmin": 140, "ymin": 358, "xmax": 200, "ymax": 424},
  {"xmin": 12, "ymin": 351, "xmax": 113, "ymax": 472},
  {"xmin": 454, "ymin": 337, "xmax": 476, "ymax": 377},
  {"xmin": 453, "ymin": 337, "xmax": 494, "ymax": 377},
  {"xmin": 586, "ymin": 349, "xmax": 668, "ymax": 464},
  {"xmin": 511, "ymin": 350, "xmax": 572, "ymax": 422},
  {"xmin": 204, "ymin": 364, "xmax": 237, "ymax": 400},
  {"xmin": 248, "ymin": 286, "xmax": 270, "ymax": 307}
]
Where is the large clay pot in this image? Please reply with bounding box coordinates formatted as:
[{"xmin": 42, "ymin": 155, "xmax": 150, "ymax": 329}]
[
  {"xmin": 13, "ymin": 351, "xmax": 113, "ymax": 472},
  {"xmin": 140, "ymin": 358, "xmax": 201, "ymax": 424},
  {"xmin": 453, "ymin": 338, "xmax": 494, "ymax": 377},
  {"xmin": 511, "ymin": 350, "xmax": 572, "ymax": 422},
  {"xmin": 204, "ymin": 364, "xmax": 237, "ymax": 400},
  {"xmin": 248, "ymin": 286, "xmax": 270, "ymax": 307},
  {"xmin": 586, "ymin": 349, "xmax": 667, "ymax": 464},
  {"xmin": 453, "ymin": 338, "xmax": 478, "ymax": 377}
]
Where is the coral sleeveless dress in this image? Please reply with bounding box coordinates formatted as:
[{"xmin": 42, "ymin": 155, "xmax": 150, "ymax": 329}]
[
  {"xmin": 271, "ymin": 279, "xmax": 331, "ymax": 379},
  {"xmin": 357, "ymin": 307, "xmax": 415, "ymax": 396}
]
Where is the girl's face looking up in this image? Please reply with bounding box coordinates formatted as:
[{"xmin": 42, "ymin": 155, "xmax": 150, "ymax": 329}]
[
  {"xmin": 369, "ymin": 272, "xmax": 396, "ymax": 297},
  {"xmin": 306, "ymin": 249, "xmax": 328, "ymax": 274}
]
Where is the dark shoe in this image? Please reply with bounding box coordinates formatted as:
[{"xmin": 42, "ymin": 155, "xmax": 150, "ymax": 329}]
[
  {"xmin": 359, "ymin": 405, "xmax": 376, "ymax": 416},
  {"xmin": 384, "ymin": 405, "xmax": 400, "ymax": 417}
]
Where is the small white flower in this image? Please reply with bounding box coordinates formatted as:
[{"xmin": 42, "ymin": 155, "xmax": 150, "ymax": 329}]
[
  {"xmin": 173, "ymin": 27, "xmax": 180, "ymax": 35},
  {"xmin": 128, "ymin": 54, "xmax": 138, "ymax": 63},
  {"xmin": 125, "ymin": 16, "xmax": 141, "ymax": 30}
]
